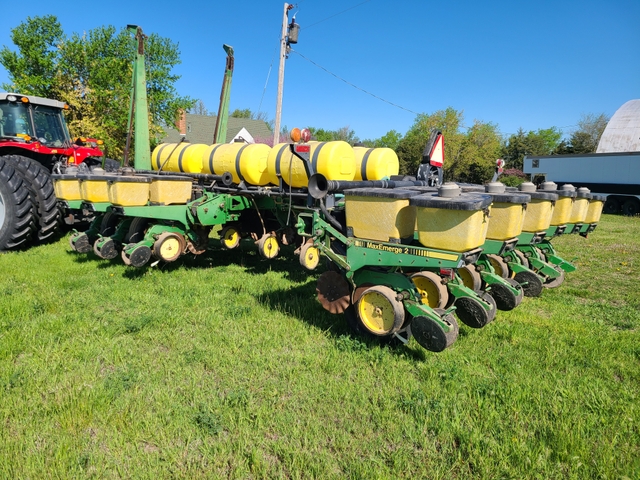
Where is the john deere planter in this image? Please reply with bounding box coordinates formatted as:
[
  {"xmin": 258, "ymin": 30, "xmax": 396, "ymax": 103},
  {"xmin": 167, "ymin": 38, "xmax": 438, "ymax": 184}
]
[{"xmin": 54, "ymin": 128, "xmax": 602, "ymax": 353}]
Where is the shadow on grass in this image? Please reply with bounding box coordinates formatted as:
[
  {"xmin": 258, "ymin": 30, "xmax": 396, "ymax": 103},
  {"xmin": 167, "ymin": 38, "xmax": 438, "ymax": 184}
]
[
  {"xmin": 253, "ymin": 278, "xmax": 427, "ymax": 361},
  {"xmin": 63, "ymin": 237, "xmax": 428, "ymax": 359},
  {"xmin": 156, "ymin": 240, "xmax": 311, "ymax": 283}
]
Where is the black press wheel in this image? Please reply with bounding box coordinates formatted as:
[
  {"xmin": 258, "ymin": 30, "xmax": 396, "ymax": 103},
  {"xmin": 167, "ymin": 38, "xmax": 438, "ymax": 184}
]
[
  {"xmin": 513, "ymin": 270, "xmax": 544, "ymax": 297},
  {"xmin": 99, "ymin": 211, "xmax": 121, "ymax": 238},
  {"xmin": 411, "ymin": 309, "xmax": 458, "ymax": 352},
  {"xmin": 487, "ymin": 279, "xmax": 522, "ymax": 311},
  {"xmin": 454, "ymin": 293, "xmax": 494, "ymax": 329},
  {"xmin": 543, "ymin": 267, "xmax": 566, "ymax": 289}
]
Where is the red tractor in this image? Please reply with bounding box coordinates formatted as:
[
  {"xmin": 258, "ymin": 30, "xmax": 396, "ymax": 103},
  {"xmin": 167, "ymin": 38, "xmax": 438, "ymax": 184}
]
[{"xmin": 0, "ymin": 92, "xmax": 116, "ymax": 250}]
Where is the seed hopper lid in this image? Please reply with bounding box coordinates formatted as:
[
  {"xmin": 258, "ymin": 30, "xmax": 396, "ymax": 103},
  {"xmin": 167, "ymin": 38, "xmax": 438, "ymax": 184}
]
[
  {"xmin": 148, "ymin": 174, "xmax": 195, "ymax": 182},
  {"xmin": 107, "ymin": 175, "xmax": 152, "ymax": 184},
  {"xmin": 50, "ymin": 174, "xmax": 79, "ymax": 180},
  {"xmin": 404, "ymin": 186, "xmax": 439, "ymax": 193},
  {"xmin": 457, "ymin": 183, "xmax": 486, "ymax": 193},
  {"xmin": 77, "ymin": 174, "xmax": 118, "ymax": 181},
  {"xmin": 557, "ymin": 184, "xmax": 577, "ymax": 198},
  {"xmin": 343, "ymin": 187, "xmax": 421, "ymax": 199},
  {"xmin": 410, "ymin": 192, "xmax": 493, "ymax": 210},
  {"xmin": 486, "ymin": 192, "xmax": 531, "ymax": 203},
  {"xmin": 591, "ymin": 193, "xmax": 608, "ymax": 202},
  {"xmin": 539, "ymin": 181, "xmax": 558, "ymax": 191},
  {"xmin": 526, "ymin": 191, "xmax": 559, "ymax": 201},
  {"xmin": 577, "ymin": 187, "xmax": 592, "ymax": 199}
]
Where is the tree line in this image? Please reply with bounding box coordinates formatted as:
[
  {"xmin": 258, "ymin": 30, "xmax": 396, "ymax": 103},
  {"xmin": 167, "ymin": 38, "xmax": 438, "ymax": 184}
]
[{"xmin": 1, "ymin": 16, "xmax": 609, "ymax": 184}]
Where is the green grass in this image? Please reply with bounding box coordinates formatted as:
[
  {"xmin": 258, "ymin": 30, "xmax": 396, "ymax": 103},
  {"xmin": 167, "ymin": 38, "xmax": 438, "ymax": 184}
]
[{"xmin": 1, "ymin": 215, "xmax": 639, "ymax": 479}]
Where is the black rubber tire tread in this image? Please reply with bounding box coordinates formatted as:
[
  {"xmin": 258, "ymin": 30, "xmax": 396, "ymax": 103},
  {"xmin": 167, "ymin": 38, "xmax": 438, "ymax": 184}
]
[
  {"xmin": 411, "ymin": 309, "xmax": 458, "ymax": 352},
  {"xmin": 506, "ymin": 278, "xmax": 524, "ymax": 305},
  {"xmin": 622, "ymin": 198, "xmax": 640, "ymax": 217},
  {"xmin": 603, "ymin": 197, "xmax": 620, "ymax": 214},
  {"xmin": 454, "ymin": 295, "xmax": 491, "ymax": 329},
  {"xmin": 0, "ymin": 156, "xmax": 36, "ymax": 250},
  {"xmin": 488, "ymin": 280, "xmax": 519, "ymax": 311},
  {"xmin": 104, "ymin": 158, "xmax": 120, "ymax": 172},
  {"xmin": 125, "ymin": 217, "xmax": 150, "ymax": 244},
  {"xmin": 99, "ymin": 211, "xmax": 120, "ymax": 237},
  {"xmin": 478, "ymin": 290, "xmax": 498, "ymax": 324},
  {"xmin": 4, "ymin": 155, "xmax": 60, "ymax": 242},
  {"xmin": 514, "ymin": 270, "xmax": 544, "ymax": 297}
]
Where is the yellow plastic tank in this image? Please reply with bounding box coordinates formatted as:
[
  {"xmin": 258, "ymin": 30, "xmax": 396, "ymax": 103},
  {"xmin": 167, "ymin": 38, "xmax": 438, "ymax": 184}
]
[
  {"xmin": 152, "ymin": 143, "xmax": 209, "ymax": 173},
  {"xmin": 483, "ymin": 182, "xmax": 530, "ymax": 241},
  {"xmin": 266, "ymin": 143, "xmax": 295, "ymax": 185},
  {"xmin": 353, "ymin": 147, "xmax": 399, "ymax": 181},
  {"xmin": 78, "ymin": 173, "xmax": 115, "ymax": 203},
  {"xmin": 108, "ymin": 176, "xmax": 151, "ymax": 206},
  {"xmin": 584, "ymin": 194, "xmax": 607, "ymax": 224},
  {"xmin": 344, "ymin": 188, "xmax": 420, "ymax": 242},
  {"xmin": 410, "ymin": 183, "xmax": 493, "ymax": 252},
  {"xmin": 518, "ymin": 182, "xmax": 558, "ymax": 232},
  {"xmin": 568, "ymin": 187, "xmax": 592, "ymax": 223},
  {"xmin": 270, "ymin": 141, "xmax": 356, "ymax": 188},
  {"xmin": 149, "ymin": 175, "xmax": 193, "ymax": 205},
  {"xmin": 51, "ymin": 174, "xmax": 82, "ymax": 201},
  {"xmin": 201, "ymin": 142, "xmax": 270, "ymax": 186},
  {"xmin": 540, "ymin": 182, "xmax": 576, "ymax": 226}
]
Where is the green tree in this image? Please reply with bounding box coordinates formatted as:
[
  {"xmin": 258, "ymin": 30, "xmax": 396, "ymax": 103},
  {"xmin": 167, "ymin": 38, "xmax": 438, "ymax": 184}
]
[
  {"xmin": 396, "ymin": 107, "xmax": 465, "ymax": 177},
  {"xmin": 554, "ymin": 113, "xmax": 609, "ymax": 154},
  {"xmin": 452, "ymin": 120, "xmax": 502, "ymax": 183},
  {"xmin": 230, "ymin": 108, "xmax": 273, "ymax": 130},
  {"xmin": 362, "ymin": 130, "xmax": 403, "ymax": 150},
  {"xmin": 189, "ymin": 99, "xmax": 210, "ymax": 116},
  {"xmin": 230, "ymin": 108, "xmax": 252, "ymax": 118},
  {"xmin": 501, "ymin": 127, "xmax": 562, "ymax": 170},
  {"xmin": 306, "ymin": 126, "xmax": 359, "ymax": 144},
  {"xmin": 1, "ymin": 16, "xmax": 193, "ymax": 158},
  {"xmin": 0, "ymin": 15, "xmax": 64, "ymax": 97}
]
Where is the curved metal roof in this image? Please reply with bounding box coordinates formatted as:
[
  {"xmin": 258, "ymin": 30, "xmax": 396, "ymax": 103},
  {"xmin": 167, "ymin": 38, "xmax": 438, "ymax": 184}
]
[{"xmin": 596, "ymin": 99, "xmax": 640, "ymax": 153}]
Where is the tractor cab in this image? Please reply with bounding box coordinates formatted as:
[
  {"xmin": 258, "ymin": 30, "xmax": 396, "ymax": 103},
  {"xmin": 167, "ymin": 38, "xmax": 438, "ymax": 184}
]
[
  {"xmin": 0, "ymin": 93, "xmax": 71, "ymax": 147},
  {"xmin": 0, "ymin": 93, "xmax": 104, "ymax": 167}
]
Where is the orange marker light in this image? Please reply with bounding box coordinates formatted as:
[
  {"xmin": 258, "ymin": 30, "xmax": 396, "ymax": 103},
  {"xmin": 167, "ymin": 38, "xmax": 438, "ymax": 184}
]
[{"xmin": 290, "ymin": 127, "xmax": 301, "ymax": 143}]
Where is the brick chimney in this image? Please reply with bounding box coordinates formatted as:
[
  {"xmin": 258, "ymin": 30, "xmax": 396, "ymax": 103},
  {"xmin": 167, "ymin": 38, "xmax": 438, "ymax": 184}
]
[{"xmin": 175, "ymin": 109, "xmax": 187, "ymax": 135}]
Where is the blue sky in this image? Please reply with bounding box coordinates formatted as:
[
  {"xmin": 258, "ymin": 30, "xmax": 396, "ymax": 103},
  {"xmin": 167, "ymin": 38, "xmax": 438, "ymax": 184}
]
[{"xmin": 1, "ymin": 0, "xmax": 638, "ymax": 141}]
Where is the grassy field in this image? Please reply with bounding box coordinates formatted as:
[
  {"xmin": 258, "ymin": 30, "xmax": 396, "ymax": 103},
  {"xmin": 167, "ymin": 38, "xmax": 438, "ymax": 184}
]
[{"xmin": 1, "ymin": 214, "xmax": 639, "ymax": 479}]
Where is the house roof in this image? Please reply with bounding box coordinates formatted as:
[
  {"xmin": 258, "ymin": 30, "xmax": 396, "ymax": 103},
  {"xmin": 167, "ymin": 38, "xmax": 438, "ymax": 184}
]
[{"xmin": 162, "ymin": 113, "xmax": 272, "ymax": 144}]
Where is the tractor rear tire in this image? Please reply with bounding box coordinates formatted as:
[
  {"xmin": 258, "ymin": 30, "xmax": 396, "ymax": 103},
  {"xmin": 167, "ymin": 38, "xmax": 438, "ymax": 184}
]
[
  {"xmin": 5, "ymin": 155, "xmax": 60, "ymax": 242},
  {"xmin": 0, "ymin": 157, "xmax": 35, "ymax": 250}
]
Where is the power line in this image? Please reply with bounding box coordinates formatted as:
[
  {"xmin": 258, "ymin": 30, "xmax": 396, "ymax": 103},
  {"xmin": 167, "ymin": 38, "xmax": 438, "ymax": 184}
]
[
  {"xmin": 290, "ymin": 48, "xmax": 419, "ymax": 116},
  {"xmin": 304, "ymin": 0, "xmax": 372, "ymax": 29},
  {"xmin": 257, "ymin": 44, "xmax": 278, "ymax": 114}
]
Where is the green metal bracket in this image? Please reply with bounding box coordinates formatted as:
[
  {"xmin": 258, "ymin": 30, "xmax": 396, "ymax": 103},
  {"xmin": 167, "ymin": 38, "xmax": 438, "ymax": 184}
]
[
  {"xmin": 124, "ymin": 25, "xmax": 151, "ymax": 170},
  {"xmin": 404, "ymin": 301, "xmax": 456, "ymax": 334},
  {"xmin": 213, "ymin": 45, "xmax": 234, "ymax": 144},
  {"xmin": 447, "ymin": 276, "xmax": 494, "ymax": 313}
]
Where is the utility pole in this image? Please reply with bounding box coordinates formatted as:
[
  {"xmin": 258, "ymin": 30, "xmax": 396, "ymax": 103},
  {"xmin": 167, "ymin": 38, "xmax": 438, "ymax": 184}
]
[{"xmin": 273, "ymin": 3, "xmax": 296, "ymax": 146}]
